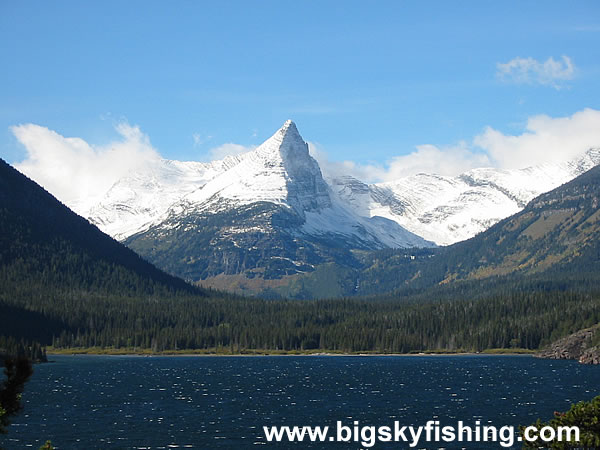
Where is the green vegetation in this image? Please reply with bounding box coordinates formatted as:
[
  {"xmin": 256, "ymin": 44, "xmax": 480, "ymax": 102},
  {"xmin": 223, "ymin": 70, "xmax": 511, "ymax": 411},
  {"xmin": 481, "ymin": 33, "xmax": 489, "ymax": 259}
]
[
  {"xmin": 126, "ymin": 201, "xmax": 361, "ymax": 282},
  {"xmin": 0, "ymin": 158, "xmax": 201, "ymax": 299},
  {"xmin": 273, "ymin": 165, "xmax": 600, "ymax": 299},
  {"xmin": 481, "ymin": 348, "xmax": 535, "ymax": 354},
  {"xmin": 0, "ymin": 357, "xmax": 33, "ymax": 435},
  {"xmin": 521, "ymin": 395, "xmax": 600, "ymax": 449},
  {"xmin": 3, "ymin": 150, "xmax": 600, "ymax": 450},
  {"xmin": 132, "ymin": 164, "xmax": 600, "ymax": 300},
  {"xmin": 0, "ymin": 336, "xmax": 46, "ymax": 363},
  {"xmin": 2, "ymin": 280, "xmax": 598, "ymax": 354}
]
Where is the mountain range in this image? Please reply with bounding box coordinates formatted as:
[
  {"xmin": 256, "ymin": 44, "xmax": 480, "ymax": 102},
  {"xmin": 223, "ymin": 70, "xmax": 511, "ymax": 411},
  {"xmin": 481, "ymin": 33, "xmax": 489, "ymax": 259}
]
[
  {"xmin": 1, "ymin": 150, "xmax": 599, "ymax": 355},
  {"xmin": 330, "ymin": 148, "xmax": 600, "ymax": 245},
  {"xmin": 347, "ymin": 163, "xmax": 600, "ymax": 297},
  {"xmin": 19, "ymin": 120, "xmax": 600, "ymax": 294},
  {"xmin": 98, "ymin": 121, "xmax": 432, "ymax": 284},
  {"xmin": 2, "ymin": 152, "xmax": 600, "ymax": 355}
]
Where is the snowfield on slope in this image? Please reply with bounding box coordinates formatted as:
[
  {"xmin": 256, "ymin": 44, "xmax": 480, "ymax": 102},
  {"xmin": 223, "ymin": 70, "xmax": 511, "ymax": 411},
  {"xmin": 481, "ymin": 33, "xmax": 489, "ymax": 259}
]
[{"xmin": 74, "ymin": 121, "xmax": 600, "ymax": 247}]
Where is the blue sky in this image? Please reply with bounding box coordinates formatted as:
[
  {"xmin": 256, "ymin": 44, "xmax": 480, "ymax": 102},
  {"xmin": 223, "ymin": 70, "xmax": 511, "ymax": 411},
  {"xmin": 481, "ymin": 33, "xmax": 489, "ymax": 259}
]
[{"xmin": 2, "ymin": 1, "xmax": 600, "ymax": 180}]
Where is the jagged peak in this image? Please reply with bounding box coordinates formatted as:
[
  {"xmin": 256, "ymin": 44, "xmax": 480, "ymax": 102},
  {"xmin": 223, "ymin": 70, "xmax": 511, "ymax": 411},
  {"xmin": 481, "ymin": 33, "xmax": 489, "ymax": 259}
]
[
  {"xmin": 273, "ymin": 119, "xmax": 301, "ymax": 141},
  {"xmin": 255, "ymin": 119, "xmax": 309, "ymax": 160},
  {"xmin": 280, "ymin": 119, "xmax": 297, "ymax": 133},
  {"xmin": 275, "ymin": 119, "xmax": 303, "ymax": 146}
]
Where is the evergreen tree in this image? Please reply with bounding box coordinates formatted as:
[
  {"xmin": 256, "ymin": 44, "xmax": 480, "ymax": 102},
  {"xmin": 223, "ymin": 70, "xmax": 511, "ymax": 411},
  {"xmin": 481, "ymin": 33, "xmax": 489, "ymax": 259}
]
[
  {"xmin": 0, "ymin": 357, "xmax": 33, "ymax": 434},
  {"xmin": 521, "ymin": 395, "xmax": 600, "ymax": 449}
]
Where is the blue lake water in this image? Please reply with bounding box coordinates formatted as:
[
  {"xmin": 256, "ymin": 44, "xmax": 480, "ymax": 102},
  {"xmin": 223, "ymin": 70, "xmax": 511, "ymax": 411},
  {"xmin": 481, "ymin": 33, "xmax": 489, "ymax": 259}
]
[{"xmin": 2, "ymin": 355, "xmax": 598, "ymax": 449}]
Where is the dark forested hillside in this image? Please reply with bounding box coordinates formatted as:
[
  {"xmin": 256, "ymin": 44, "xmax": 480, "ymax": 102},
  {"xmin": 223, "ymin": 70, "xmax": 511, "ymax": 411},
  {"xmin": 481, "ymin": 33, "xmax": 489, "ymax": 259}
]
[
  {"xmin": 0, "ymin": 158, "xmax": 205, "ymax": 349},
  {"xmin": 431, "ymin": 164, "xmax": 600, "ymax": 283},
  {"xmin": 0, "ymin": 158, "xmax": 200, "ymax": 297},
  {"xmin": 125, "ymin": 201, "xmax": 363, "ymax": 281}
]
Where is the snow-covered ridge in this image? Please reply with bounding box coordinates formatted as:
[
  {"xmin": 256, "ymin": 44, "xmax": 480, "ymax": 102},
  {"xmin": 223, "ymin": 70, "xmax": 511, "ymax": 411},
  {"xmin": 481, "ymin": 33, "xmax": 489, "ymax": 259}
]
[
  {"xmin": 180, "ymin": 119, "xmax": 331, "ymax": 217},
  {"xmin": 80, "ymin": 120, "xmax": 600, "ymax": 247},
  {"xmin": 85, "ymin": 155, "xmax": 248, "ymax": 240},
  {"xmin": 330, "ymin": 147, "xmax": 600, "ymax": 245},
  {"xmin": 85, "ymin": 120, "xmax": 431, "ymax": 248}
]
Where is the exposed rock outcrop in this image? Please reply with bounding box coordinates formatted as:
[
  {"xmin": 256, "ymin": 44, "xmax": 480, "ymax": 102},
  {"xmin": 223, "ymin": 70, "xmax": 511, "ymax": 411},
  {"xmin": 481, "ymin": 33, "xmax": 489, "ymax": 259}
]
[{"xmin": 536, "ymin": 324, "xmax": 600, "ymax": 364}]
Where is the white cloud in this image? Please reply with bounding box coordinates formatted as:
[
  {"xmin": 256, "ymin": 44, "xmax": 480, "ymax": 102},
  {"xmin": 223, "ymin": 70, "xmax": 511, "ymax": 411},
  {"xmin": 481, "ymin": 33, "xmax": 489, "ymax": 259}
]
[
  {"xmin": 192, "ymin": 133, "xmax": 203, "ymax": 146},
  {"xmin": 474, "ymin": 108, "xmax": 600, "ymax": 169},
  {"xmin": 383, "ymin": 144, "xmax": 492, "ymax": 180},
  {"xmin": 204, "ymin": 143, "xmax": 254, "ymax": 161},
  {"xmin": 308, "ymin": 141, "xmax": 385, "ymax": 182},
  {"xmin": 12, "ymin": 122, "xmax": 160, "ymax": 209},
  {"xmin": 192, "ymin": 133, "xmax": 212, "ymax": 147},
  {"xmin": 496, "ymin": 55, "xmax": 575, "ymax": 88},
  {"xmin": 313, "ymin": 108, "xmax": 600, "ymax": 183},
  {"xmin": 311, "ymin": 142, "xmax": 490, "ymax": 183},
  {"xmin": 11, "ymin": 108, "xmax": 600, "ymax": 204}
]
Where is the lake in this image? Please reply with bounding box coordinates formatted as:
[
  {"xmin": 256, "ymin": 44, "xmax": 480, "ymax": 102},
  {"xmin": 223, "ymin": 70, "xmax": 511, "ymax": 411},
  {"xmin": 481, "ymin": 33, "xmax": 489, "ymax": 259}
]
[{"xmin": 2, "ymin": 355, "xmax": 598, "ymax": 449}]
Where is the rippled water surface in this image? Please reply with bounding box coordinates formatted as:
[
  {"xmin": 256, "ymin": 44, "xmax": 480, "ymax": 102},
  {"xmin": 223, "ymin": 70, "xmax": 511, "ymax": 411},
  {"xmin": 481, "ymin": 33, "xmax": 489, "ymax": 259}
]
[{"xmin": 3, "ymin": 355, "xmax": 599, "ymax": 449}]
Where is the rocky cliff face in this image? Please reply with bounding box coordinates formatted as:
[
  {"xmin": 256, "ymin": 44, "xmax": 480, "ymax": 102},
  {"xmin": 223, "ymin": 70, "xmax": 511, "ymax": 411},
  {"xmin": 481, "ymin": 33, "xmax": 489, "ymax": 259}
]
[
  {"xmin": 536, "ymin": 325, "xmax": 600, "ymax": 364},
  {"xmin": 122, "ymin": 121, "xmax": 431, "ymax": 282}
]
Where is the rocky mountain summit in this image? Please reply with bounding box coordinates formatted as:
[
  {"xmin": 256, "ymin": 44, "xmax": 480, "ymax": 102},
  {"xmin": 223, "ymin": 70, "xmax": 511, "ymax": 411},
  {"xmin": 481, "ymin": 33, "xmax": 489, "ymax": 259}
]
[
  {"xmin": 82, "ymin": 121, "xmax": 600, "ymax": 249},
  {"xmin": 119, "ymin": 121, "xmax": 430, "ymax": 281},
  {"xmin": 48, "ymin": 120, "xmax": 600, "ymax": 286}
]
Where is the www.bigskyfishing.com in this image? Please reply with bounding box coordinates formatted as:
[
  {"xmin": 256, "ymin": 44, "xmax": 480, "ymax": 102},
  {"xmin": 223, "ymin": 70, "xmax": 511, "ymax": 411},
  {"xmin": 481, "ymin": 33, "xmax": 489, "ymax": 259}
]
[{"xmin": 263, "ymin": 419, "xmax": 579, "ymax": 447}]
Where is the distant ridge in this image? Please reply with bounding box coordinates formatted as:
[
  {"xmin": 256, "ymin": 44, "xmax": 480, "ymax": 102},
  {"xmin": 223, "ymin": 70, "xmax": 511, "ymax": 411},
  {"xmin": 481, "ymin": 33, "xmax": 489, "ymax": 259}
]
[
  {"xmin": 341, "ymin": 164, "xmax": 600, "ymax": 296},
  {"xmin": 332, "ymin": 147, "xmax": 600, "ymax": 245},
  {"xmin": 439, "ymin": 163, "xmax": 600, "ymax": 281}
]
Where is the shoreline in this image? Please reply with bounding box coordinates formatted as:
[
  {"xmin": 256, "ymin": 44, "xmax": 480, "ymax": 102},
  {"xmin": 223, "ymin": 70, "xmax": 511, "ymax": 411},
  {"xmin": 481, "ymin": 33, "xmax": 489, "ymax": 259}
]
[{"xmin": 46, "ymin": 347, "xmax": 536, "ymax": 358}]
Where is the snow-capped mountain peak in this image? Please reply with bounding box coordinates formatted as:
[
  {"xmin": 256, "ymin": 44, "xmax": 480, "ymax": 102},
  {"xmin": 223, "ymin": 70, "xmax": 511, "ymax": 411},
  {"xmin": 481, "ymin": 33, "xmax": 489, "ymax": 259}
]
[
  {"xmin": 82, "ymin": 120, "xmax": 430, "ymax": 254},
  {"xmin": 81, "ymin": 122, "xmax": 600, "ymax": 252},
  {"xmin": 251, "ymin": 120, "xmax": 316, "ymax": 177},
  {"xmin": 175, "ymin": 120, "xmax": 331, "ymax": 217},
  {"xmin": 257, "ymin": 119, "xmax": 307, "ymax": 158}
]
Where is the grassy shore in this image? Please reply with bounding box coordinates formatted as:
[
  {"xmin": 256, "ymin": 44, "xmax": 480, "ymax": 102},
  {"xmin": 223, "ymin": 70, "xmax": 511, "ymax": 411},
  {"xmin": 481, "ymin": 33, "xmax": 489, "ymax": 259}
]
[
  {"xmin": 45, "ymin": 346, "xmax": 536, "ymax": 357},
  {"xmin": 481, "ymin": 348, "xmax": 535, "ymax": 354}
]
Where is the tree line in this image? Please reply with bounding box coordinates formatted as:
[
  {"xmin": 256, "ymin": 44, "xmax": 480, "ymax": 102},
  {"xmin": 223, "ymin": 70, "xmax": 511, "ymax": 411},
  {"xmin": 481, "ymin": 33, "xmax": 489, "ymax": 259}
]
[{"xmin": 2, "ymin": 273, "xmax": 599, "ymax": 354}]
